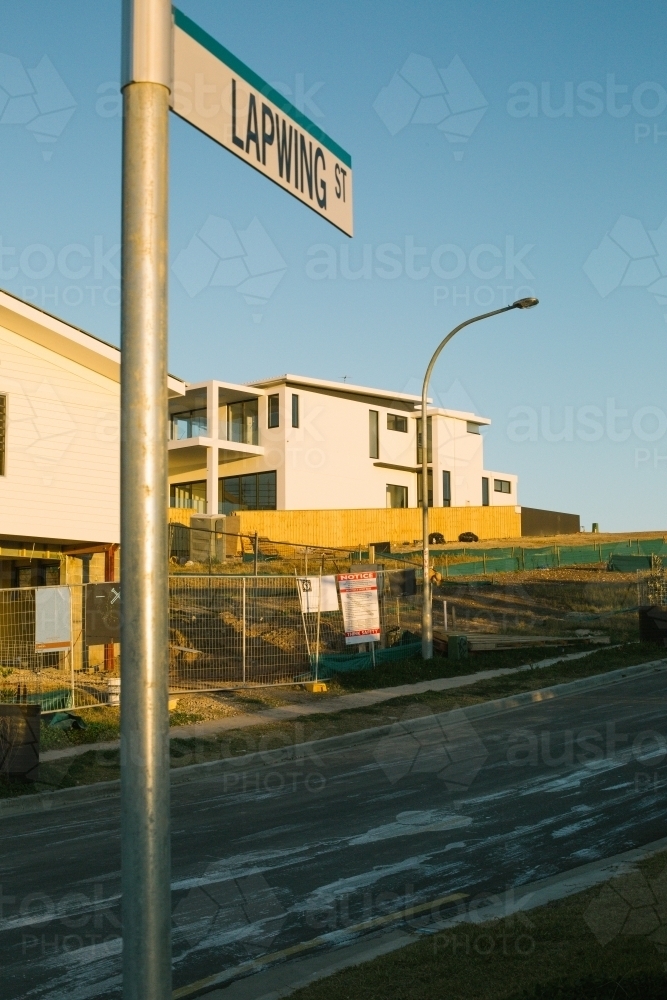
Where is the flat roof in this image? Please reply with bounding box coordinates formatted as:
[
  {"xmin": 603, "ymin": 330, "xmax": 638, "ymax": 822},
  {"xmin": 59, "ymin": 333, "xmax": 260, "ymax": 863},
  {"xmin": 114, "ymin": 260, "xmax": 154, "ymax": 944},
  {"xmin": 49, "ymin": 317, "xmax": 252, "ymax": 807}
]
[
  {"xmin": 248, "ymin": 374, "xmax": 490, "ymax": 421},
  {"xmin": 0, "ymin": 288, "xmax": 185, "ymax": 395},
  {"xmin": 248, "ymin": 373, "xmax": 428, "ymax": 405}
]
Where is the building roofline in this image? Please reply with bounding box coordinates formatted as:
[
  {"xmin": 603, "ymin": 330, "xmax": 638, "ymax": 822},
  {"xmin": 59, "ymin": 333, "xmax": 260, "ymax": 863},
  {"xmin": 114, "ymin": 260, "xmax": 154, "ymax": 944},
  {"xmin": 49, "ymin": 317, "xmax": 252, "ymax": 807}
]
[
  {"xmin": 0, "ymin": 287, "xmax": 185, "ymax": 395},
  {"xmin": 247, "ymin": 373, "xmax": 429, "ymax": 405}
]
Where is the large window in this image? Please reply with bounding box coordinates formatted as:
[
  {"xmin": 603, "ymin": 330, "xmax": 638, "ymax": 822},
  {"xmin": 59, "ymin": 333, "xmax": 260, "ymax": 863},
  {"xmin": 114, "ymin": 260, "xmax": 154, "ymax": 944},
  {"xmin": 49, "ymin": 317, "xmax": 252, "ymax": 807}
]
[
  {"xmin": 292, "ymin": 394, "xmax": 299, "ymax": 428},
  {"xmin": 369, "ymin": 410, "xmax": 379, "ymax": 459},
  {"xmin": 387, "ymin": 413, "xmax": 408, "ymax": 432},
  {"xmin": 0, "ymin": 394, "xmax": 5, "ymax": 476},
  {"xmin": 227, "ymin": 399, "xmax": 258, "ymax": 445},
  {"xmin": 494, "ymin": 478, "xmax": 511, "ymax": 494},
  {"xmin": 268, "ymin": 394, "xmax": 280, "ymax": 428},
  {"xmin": 443, "ymin": 470, "xmax": 451, "ymax": 507},
  {"xmin": 386, "ymin": 484, "xmax": 408, "ymax": 508},
  {"xmin": 482, "ymin": 476, "xmax": 489, "ymax": 506},
  {"xmin": 219, "ymin": 471, "xmax": 277, "ymax": 513},
  {"xmin": 170, "ymin": 480, "xmax": 206, "ymax": 511},
  {"xmin": 169, "ymin": 407, "xmax": 207, "ymax": 440},
  {"xmin": 416, "ymin": 416, "xmax": 432, "ymax": 464},
  {"xmin": 417, "ymin": 468, "xmax": 433, "ymax": 507}
]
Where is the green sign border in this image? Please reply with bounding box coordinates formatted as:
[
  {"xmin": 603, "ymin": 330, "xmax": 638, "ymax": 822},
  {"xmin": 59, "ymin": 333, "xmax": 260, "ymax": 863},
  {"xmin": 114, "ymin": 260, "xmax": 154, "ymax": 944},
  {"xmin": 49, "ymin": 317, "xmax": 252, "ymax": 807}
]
[{"xmin": 173, "ymin": 8, "xmax": 352, "ymax": 168}]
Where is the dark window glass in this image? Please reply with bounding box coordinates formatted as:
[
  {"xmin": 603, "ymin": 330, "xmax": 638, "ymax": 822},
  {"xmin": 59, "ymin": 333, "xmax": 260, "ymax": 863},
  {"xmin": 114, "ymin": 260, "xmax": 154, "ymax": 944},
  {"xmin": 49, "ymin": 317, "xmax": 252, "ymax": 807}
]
[
  {"xmin": 494, "ymin": 479, "xmax": 511, "ymax": 494},
  {"xmin": 416, "ymin": 416, "xmax": 432, "ymax": 464},
  {"xmin": 482, "ymin": 476, "xmax": 489, "ymax": 506},
  {"xmin": 292, "ymin": 394, "xmax": 299, "ymax": 428},
  {"xmin": 219, "ymin": 472, "xmax": 277, "ymax": 513},
  {"xmin": 443, "ymin": 470, "xmax": 451, "ymax": 507},
  {"xmin": 387, "ymin": 413, "xmax": 408, "ymax": 432},
  {"xmin": 369, "ymin": 410, "xmax": 379, "ymax": 458},
  {"xmin": 417, "ymin": 469, "xmax": 433, "ymax": 507},
  {"xmin": 240, "ymin": 473, "xmax": 257, "ymax": 510},
  {"xmin": 258, "ymin": 471, "xmax": 277, "ymax": 508},
  {"xmin": 268, "ymin": 394, "xmax": 280, "ymax": 428}
]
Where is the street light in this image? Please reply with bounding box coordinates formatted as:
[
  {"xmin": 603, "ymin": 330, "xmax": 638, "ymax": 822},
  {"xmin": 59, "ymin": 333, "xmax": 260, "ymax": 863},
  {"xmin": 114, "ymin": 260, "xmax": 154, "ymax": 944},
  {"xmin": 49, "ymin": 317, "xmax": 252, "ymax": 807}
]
[{"xmin": 420, "ymin": 297, "xmax": 539, "ymax": 659}]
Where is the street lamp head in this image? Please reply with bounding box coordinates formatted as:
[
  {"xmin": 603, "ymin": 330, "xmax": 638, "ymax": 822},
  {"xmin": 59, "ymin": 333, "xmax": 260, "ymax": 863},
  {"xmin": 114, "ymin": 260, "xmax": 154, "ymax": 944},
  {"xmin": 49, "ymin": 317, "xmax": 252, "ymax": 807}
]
[{"xmin": 512, "ymin": 297, "xmax": 539, "ymax": 309}]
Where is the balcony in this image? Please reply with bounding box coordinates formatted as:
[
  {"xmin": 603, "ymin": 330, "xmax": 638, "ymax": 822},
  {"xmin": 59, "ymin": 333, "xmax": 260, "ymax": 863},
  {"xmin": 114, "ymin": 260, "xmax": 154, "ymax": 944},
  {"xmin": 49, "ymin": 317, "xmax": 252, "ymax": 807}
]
[{"xmin": 168, "ymin": 381, "xmax": 265, "ymax": 478}]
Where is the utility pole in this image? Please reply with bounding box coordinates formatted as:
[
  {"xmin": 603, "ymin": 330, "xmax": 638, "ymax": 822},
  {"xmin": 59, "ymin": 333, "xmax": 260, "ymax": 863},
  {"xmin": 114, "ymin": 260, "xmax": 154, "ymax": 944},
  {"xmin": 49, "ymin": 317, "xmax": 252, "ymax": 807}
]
[{"xmin": 120, "ymin": 2, "xmax": 172, "ymax": 997}]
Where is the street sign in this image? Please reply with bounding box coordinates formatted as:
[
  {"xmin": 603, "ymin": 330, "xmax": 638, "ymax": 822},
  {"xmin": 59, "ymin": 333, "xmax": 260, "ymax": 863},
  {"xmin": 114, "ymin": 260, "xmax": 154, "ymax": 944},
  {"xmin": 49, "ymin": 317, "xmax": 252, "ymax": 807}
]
[{"xmin": 172, "ymin": 8, "xmax": 353, "ymax": 236}]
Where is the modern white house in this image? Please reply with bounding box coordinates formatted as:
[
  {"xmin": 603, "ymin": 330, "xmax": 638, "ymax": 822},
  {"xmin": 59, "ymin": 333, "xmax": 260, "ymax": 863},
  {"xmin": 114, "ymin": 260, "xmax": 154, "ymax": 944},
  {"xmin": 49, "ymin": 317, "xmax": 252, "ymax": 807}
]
[{"xmin": 167, "ymin": 375, "xmax": 518, "ymax": 516}]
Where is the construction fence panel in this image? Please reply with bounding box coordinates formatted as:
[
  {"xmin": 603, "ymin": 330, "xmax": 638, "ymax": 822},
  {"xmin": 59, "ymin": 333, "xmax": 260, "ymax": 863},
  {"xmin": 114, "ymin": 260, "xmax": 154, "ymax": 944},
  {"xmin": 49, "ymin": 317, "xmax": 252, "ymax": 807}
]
[{"xmin": 0, "ymin": 584, "xmax": 103, "ymax": 712}]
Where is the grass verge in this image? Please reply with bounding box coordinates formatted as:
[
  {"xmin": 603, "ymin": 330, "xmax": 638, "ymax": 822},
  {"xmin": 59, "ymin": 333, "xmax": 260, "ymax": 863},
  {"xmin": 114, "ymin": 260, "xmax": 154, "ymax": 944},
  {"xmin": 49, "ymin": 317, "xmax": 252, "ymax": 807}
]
[
  {"xmin": 2, "ymin": 641, "xmax": 664, "ymax": 799},
  {"xmin": 287, "ymin": 849, "xmax": 667, "ymax": 1000}
]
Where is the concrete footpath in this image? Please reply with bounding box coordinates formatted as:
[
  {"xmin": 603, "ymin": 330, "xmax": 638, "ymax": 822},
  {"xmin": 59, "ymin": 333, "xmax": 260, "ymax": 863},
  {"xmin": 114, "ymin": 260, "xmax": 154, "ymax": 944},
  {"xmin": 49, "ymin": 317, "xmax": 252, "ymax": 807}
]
[{"xmin": 41, "ymin": 648, "xmax": 603, "ymax": 763}]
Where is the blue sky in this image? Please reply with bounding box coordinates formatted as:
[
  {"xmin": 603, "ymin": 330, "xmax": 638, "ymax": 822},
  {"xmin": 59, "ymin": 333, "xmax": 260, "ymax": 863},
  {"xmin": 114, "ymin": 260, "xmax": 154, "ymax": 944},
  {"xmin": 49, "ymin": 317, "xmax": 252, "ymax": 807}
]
[{"xmin": 2, "ymin": 0, "xmax": 666, "ymax": 530}]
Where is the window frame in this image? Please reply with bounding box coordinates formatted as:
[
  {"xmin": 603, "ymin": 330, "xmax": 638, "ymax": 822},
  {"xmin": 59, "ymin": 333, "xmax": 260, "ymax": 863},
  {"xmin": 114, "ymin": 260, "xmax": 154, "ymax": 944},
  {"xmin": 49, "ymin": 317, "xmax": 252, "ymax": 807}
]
[
  {"xmin": 369, "ymin": 409, "xmax": 379, "ymax": 459},
  {"xmin": 387, "ymin": 413, "xmax": 408, "ymax": 433},
  {"xmin": 219, "ymin": 470, "xmax": 277, "ymax": 513},
  {"xmin": 494, "ymin": 478, "xmax": 511, "ymax": 494},
  {"xmin": 443, "ymin": 470, "xmax": 451, "ymax": 507},
  {"xmin": 416, "ymin": 416, "xmax": 432, "ymax": 464},
  {"xmin": 417, "ymin": 468, "xmax": 433, "ymax": 507},
  {"xmin": 291, "ymin": 393, "xmax": 299, "ymax": 428},
  {"xmin": 482, "ymin": 476, "xmax": 489, "ymax": 506},
  {"xmin": 386, "ymin": 483, "xmax": 408, "ymax": 508},
  {"xmin": 268, "ymin": 394, "xmax": 280, "ymax": 429}
]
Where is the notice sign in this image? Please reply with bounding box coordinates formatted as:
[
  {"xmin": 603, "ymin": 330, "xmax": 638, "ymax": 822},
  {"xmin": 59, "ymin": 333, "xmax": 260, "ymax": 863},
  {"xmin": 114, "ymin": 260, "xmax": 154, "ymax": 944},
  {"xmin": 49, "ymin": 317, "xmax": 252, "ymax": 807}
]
[
  {"xmin": 338, "ymin": 573, "xmax": 381, "ymax": 645},
  {"xmin": 172, "ymin": 8, "xmax": 353, "ymax": 236},
  {"xmin": 85, "ymin": 583, "xmax": 121, "ymax": 646},
  {"xmin": 35, "ymin": 586, "xmax": 71, "ymax": 651},
  {"xmin": 297, "ymin": 576, "xmax": 339, "ymax": 615}
]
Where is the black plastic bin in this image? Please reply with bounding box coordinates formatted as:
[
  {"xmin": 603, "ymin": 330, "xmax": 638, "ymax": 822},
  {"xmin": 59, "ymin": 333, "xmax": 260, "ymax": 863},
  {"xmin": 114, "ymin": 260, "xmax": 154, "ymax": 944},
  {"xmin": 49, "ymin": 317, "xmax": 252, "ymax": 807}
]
[{"xmin": 0, "ymin": 704, "xmax": 40, "ymax": 781}]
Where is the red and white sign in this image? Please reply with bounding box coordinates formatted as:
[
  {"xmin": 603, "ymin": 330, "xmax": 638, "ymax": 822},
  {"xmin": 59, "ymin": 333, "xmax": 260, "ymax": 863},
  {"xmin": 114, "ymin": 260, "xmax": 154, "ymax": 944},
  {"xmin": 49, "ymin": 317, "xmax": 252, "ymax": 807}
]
[{"xmin": 337, "ymin": 572, "xmax": 380, "ymax": 645}]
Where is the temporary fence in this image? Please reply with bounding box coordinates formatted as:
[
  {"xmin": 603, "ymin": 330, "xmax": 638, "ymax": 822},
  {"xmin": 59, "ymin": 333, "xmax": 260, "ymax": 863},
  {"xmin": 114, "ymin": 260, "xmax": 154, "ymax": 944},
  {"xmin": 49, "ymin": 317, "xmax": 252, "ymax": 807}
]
[
  {"xmin": 0, "ymin": 567, "xmax": 659, "ymax": 711},
  {"xmin": 393, "ymin": 539, "xmax": 667, "ymax": 578},
  {"xmin": 0, "ymin": 571, "xmax": 424, "ymax": 708}
]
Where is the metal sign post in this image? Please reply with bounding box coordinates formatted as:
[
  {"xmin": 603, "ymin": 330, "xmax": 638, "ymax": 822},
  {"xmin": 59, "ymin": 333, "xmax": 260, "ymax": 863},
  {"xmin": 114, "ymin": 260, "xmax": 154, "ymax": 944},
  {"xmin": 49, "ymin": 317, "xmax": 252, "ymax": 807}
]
[
  {"xmin": 120, "ymin": 1, "xmax": 172, "ymax": 998},
  {"xmin": 118, "ymin": 4, "xmax": 353, "ymax": 995}
]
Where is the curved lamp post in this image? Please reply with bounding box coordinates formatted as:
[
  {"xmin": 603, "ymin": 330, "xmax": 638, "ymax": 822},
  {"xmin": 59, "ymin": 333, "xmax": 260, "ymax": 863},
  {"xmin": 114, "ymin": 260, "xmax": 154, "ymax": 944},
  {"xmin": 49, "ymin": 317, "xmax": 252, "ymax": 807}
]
[{"xmin": 421, "ymin": 297, "xmax": 539, "ymax": 659}]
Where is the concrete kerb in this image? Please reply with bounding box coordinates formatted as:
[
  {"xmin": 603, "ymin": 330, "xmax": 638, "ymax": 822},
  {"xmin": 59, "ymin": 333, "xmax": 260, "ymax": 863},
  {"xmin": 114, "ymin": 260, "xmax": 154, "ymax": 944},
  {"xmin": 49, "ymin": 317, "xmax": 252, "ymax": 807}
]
[
  {"xmin": 197, "ymin": 835, "xmax": 667, "ymax": 1000},
  {"xmin": 1, "ymin": 657, "xmax": 665, "ymax": 820}
]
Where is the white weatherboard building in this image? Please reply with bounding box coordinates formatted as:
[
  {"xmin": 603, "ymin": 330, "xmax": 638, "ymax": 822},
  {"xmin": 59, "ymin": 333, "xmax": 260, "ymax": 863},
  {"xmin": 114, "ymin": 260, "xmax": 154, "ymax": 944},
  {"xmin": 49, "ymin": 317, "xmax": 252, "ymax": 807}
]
[
  {"xmin": 0, "ymin": 291, "xmax": 519, "ymax": 582},
  {"xmin": 167, "ymin": 375, "xmax": 518, "ymax": 516},
  {"xmin": 0, "ymin": 291, "xmax": 185, "ymax": 586}
]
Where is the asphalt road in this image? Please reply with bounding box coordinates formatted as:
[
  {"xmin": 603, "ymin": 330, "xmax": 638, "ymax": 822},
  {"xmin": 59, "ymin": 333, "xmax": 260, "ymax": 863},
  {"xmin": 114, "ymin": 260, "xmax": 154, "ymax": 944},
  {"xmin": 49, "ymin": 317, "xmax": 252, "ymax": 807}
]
[{"xmin": 1, "ymin": 670, "xmax": 666, "ymax": 1000}]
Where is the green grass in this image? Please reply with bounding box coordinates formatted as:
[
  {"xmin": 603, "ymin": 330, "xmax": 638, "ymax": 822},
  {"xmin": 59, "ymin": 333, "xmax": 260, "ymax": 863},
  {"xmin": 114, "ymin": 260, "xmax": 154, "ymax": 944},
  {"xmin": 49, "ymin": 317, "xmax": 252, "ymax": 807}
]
[
  {"xmin": 2, "ymin": 641, "xmax": 663, "ymax": 800},
  {"xmin": 287, "ymin": 850, "xmax": 667, "ymax": 1000}
]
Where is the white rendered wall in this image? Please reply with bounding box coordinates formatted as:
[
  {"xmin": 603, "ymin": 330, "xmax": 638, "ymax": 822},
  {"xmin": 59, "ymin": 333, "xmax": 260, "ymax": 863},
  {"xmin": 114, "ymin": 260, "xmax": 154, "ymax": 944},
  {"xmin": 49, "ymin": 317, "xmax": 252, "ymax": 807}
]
[
  {"xmin": 0, "ymin": 324, "xmax": 120, "ymax": 543},
  {"xmin": 431, "ymin": 414, "xmax": 485, "ymax": 507},
  {"xmin": 483, "ymin": 469, "xmax": 519, "ymax": 506},
  {"xmin": 167, "ymin": 382, "xmax": 520, "ymax": 513}
]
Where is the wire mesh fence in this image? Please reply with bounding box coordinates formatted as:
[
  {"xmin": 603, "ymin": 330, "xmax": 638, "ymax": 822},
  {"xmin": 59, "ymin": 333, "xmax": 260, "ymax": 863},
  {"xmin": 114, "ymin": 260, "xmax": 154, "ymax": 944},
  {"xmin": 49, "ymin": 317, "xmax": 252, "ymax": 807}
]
[{"xmin": 0, "ymin": 567, "xmax": 661, "ymax": 709}]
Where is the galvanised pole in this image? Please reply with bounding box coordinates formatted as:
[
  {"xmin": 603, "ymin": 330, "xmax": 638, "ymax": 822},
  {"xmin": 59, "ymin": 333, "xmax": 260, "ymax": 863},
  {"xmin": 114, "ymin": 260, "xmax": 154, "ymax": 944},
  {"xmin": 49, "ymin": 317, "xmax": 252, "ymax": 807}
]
[
  {"xmin": 120, "ymin": 1, "xmax": 172, "ymax": 997},
  {"xmin": 421, "ymin": 300, "xmax": 538, "ymax": 659}
]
